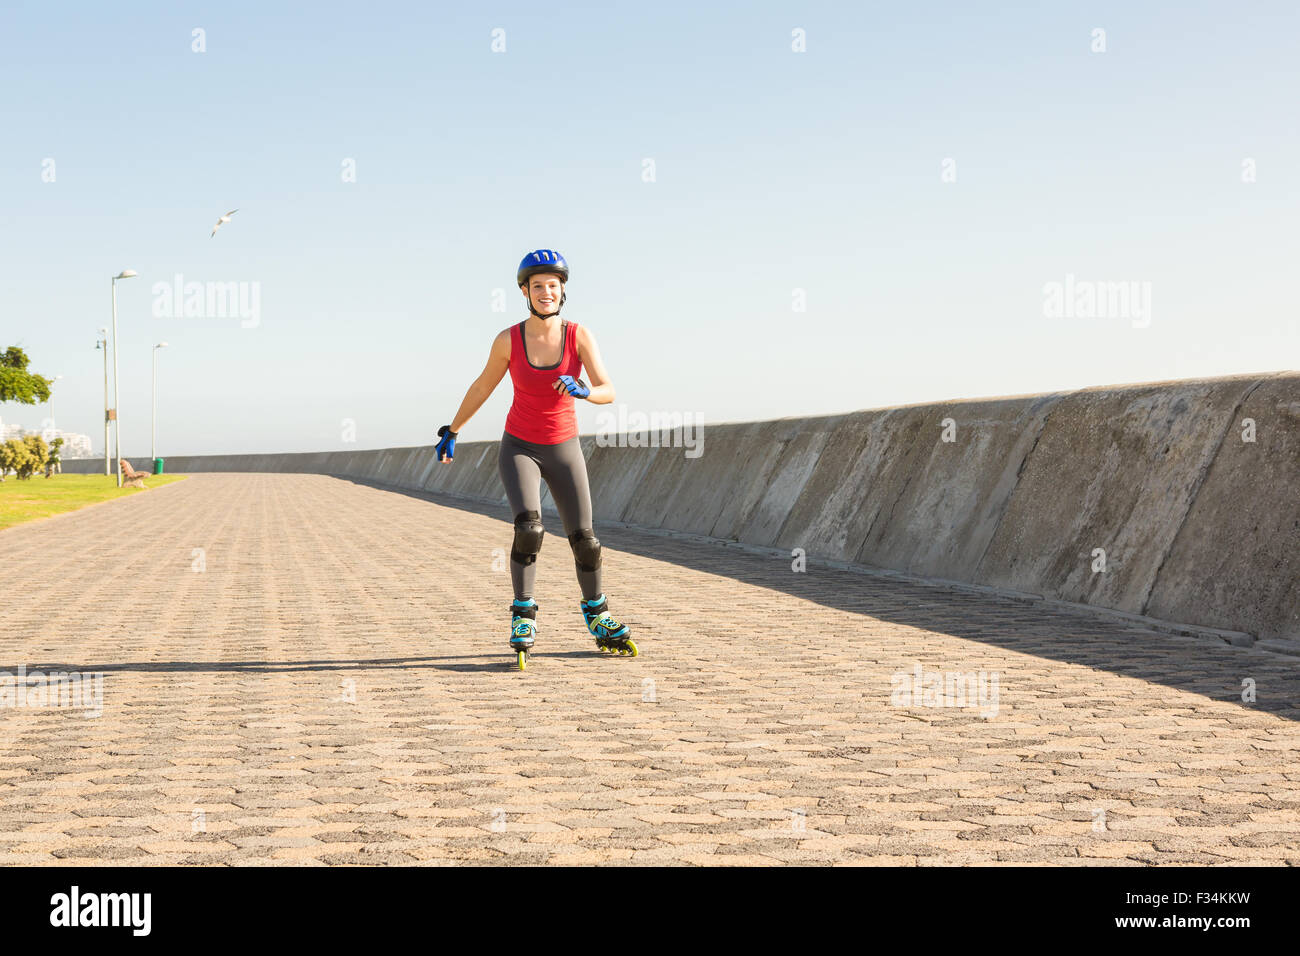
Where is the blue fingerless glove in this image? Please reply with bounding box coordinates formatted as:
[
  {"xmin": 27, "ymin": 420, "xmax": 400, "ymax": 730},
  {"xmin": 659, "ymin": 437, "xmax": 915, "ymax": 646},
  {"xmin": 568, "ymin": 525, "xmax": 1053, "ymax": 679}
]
[
  {"xmin": 556, "ymin": 375, "xmax": 590, "ymax": 399},
  {"xmin": 435, "ymin": 424, "xmax": 457, "ymax": 462}
]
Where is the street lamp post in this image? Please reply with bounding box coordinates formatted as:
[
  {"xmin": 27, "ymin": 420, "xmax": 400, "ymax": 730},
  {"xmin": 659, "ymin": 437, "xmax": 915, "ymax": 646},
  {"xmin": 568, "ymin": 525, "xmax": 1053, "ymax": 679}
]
[
  {"xmin": 152, "ymin": 342, "xmax": 168, "ymax": 462},
  {"xmin": 96, "ymin": 329, "xmax": 109, "ymax": 475},
  {"xmin": 111, "ymin": 270, "xmax": 138, "ymax": 487},
  {"xmin": 45, "ymin": 374, "xmax": 63, "ymax": 476},
  {"xmin": 46, "ymin": 375, "xmax": 63, "ymax": 437}
]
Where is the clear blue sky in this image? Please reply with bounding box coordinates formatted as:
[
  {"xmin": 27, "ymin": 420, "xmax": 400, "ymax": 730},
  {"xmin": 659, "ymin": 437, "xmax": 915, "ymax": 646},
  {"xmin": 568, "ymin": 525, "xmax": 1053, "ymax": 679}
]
[{"xmin": 2, "ymin": 0, "xmax": 1296, "ymax": 455}]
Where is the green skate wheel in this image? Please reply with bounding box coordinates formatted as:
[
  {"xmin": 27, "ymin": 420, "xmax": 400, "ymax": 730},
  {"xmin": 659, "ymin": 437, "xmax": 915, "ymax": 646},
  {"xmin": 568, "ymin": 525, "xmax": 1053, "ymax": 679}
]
[
  {"xmin": 624, "ymin": 639, "xmax": 638, "ymax": 657},
  {"xmin": 517, "ymin": 650, "xmax": 528, "ymax": 671}
]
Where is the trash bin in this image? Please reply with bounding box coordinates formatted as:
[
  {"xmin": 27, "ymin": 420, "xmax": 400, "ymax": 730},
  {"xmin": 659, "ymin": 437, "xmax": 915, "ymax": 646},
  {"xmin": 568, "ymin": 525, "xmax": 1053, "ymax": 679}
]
[{"xmin": 153, "ymin": 458, "xmax": 164, "ymax": 475}]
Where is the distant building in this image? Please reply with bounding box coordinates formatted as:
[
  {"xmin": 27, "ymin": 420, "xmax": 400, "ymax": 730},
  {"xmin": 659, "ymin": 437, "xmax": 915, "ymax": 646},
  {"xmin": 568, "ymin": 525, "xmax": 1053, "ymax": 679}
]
[
  {"xmin": 57, "ymin": 433, "xmax": 94, "ymax": 458},
  {"xmin": 0, "ymin": 419, "xmax": 94, "ymax": 457}
]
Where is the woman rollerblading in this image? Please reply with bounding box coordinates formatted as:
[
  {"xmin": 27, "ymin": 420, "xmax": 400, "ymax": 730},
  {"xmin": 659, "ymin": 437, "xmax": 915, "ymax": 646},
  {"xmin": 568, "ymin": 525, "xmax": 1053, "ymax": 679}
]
[{"xmin": 434, "ymin": 249, "xmax": 635, "ymax": 670}]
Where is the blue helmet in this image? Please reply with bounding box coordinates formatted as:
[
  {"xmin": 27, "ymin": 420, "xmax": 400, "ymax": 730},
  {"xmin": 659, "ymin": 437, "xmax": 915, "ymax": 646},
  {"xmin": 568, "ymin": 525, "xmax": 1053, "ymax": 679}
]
[{"xmin": 517, "ymin": 249, "xmax": 569, "ymax": 288}]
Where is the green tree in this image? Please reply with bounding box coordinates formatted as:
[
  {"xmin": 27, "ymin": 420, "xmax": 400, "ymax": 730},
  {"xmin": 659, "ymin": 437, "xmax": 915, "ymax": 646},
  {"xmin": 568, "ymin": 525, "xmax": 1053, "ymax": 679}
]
[
  {"xmin": 0, "ymin": 346, "xmax": 53, "ymax": 406},
  {"xmin": 45, "ymin": 436, "xmax": 64, "ymax": 477},
  {"xmin": 18, "ymin": 434, "xmax": 48, "ymax": 479},
  {"xmin": 0, "ymin": 439, "xmax": 16, "ymax": 481},
  {"xmin": 0, "ymin": 437, "xmax": 38, "ymax": 480}
]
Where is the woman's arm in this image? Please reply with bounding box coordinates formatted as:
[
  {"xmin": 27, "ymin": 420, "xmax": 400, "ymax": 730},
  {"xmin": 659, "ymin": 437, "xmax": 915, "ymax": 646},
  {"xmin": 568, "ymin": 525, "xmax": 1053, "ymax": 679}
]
[
  {"xmin": 449, "ymin": 329, "xmax": 511, "ymax": 432},
  {"xmin": 570, "ymin": 325, "xmax": 617, "ymax": 406}
]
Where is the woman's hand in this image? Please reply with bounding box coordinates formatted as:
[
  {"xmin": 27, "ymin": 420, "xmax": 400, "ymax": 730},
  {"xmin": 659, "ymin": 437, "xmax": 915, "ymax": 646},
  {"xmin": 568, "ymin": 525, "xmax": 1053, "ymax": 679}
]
[
  {"xmin": 435, "ymin": 425, "xmax": 458, "ymax": 462},
  {"xmin": 554, "ymin": 375, "xmax": 590, "ymax": 399}
]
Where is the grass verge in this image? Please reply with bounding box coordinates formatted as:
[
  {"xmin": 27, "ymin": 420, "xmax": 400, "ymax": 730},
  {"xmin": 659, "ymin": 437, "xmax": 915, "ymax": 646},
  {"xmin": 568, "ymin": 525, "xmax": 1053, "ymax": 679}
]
[{"xmin": 0, "ymin": 473, "xmax": 188, "ymax": 530}]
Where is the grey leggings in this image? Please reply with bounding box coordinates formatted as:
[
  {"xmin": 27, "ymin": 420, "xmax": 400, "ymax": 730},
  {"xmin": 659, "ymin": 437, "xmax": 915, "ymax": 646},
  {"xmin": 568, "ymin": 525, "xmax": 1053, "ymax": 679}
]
[{"xmin": 498, "ymin": 430, "xmax": 602, "ymax": 602}]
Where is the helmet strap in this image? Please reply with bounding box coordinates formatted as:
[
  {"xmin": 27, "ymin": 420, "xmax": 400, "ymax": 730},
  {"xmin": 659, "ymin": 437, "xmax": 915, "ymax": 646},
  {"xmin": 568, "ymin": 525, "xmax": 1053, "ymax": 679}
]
[{"xmin": 523, "ymin": 285, "xmax": 566, "ymax": 320}]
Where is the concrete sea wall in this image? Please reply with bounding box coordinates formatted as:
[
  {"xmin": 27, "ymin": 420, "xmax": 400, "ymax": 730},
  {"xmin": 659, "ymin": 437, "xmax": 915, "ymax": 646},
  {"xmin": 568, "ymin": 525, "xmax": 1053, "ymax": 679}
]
[{"xmin": 64, "ymin": 372, "xmax": 1298, "ymax": 642}]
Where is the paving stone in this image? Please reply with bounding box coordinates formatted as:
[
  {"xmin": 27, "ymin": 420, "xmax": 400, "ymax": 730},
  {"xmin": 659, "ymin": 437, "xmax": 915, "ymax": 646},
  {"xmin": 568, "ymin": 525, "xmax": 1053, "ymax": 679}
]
[{"xmin": 1, "ymin": 473, "xmax": 1297, "ymax": 865}]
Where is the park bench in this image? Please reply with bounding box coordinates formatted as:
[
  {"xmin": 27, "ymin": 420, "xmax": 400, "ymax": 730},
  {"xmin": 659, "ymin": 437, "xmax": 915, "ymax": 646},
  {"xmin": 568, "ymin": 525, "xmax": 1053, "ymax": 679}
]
[{"xmin": 118, "ymin": 458, "xmax": 148, "ymax": 489}]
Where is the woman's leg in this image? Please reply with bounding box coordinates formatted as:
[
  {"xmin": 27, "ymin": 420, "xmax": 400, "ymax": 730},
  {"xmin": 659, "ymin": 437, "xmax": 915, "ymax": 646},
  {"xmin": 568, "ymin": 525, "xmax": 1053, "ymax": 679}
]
[
  {"xmin": 497, "ymin": 432, "xmax": 545, "ymax": 601},
  {"xmin": 539, "ymin": 437, "xmax": 602, "ymax": 601}
]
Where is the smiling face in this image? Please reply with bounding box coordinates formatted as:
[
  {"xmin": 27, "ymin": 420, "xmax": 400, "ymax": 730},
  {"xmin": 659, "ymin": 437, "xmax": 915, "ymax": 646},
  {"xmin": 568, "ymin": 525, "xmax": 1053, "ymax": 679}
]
[{"xmin": 523, "ymin": 273, "xmax": 564, "ymax": 315}]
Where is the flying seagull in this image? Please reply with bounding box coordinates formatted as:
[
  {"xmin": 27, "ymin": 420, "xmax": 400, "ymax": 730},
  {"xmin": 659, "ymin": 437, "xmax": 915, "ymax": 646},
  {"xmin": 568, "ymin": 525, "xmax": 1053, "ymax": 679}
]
[{"xmin": 210, "ymin": 209, "xmax": 239, "ymax": 238}]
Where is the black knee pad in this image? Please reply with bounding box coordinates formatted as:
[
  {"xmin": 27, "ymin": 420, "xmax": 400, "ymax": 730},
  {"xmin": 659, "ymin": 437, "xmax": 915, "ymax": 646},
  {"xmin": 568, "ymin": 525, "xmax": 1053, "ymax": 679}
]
[
  {"xmin": 568, "ymin": 528, "xmax": 602, "ymax": 572},
  {"xmin": 511, "ymin": 510, "xmax": 544, "ymax": 566}
]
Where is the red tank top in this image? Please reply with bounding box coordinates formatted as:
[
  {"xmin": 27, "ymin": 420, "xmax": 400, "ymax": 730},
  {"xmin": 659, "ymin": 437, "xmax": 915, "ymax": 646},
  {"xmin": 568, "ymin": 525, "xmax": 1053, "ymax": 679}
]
[{"xmin": 504, "ymin": 319, "xmax": 584, "ymax": 444}]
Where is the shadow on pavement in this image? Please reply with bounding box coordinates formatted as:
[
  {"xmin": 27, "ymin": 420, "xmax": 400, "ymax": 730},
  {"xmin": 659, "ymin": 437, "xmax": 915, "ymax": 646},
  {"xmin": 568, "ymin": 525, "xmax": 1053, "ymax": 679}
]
[
  {"xmin": 25, "ymin": 650, "xmax": 639, "ymax": 676},
  {"xmin": 332, "ymin": 476, "xmax": 1300, "ymax": 721}
]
